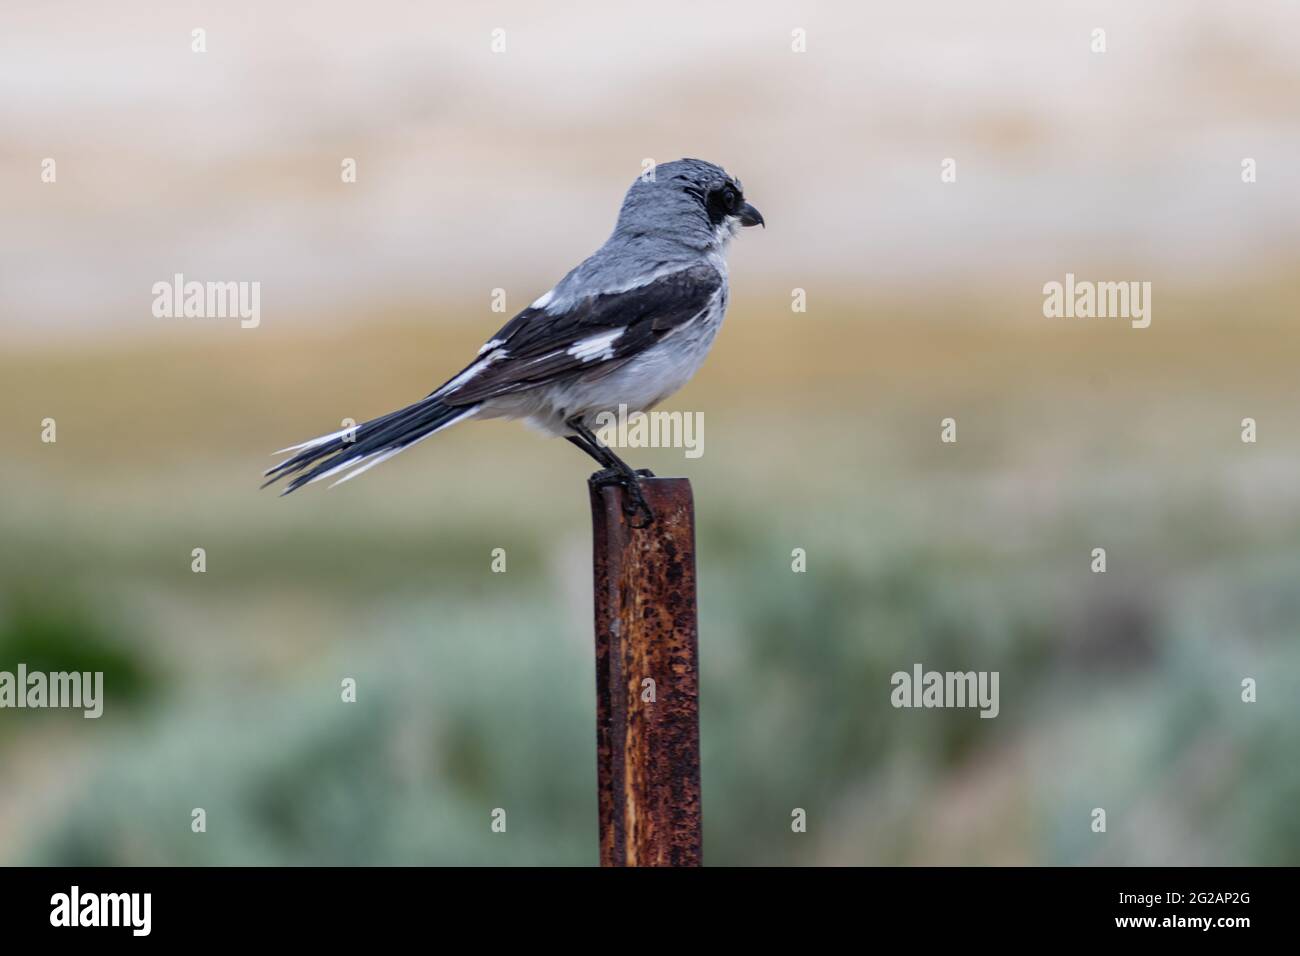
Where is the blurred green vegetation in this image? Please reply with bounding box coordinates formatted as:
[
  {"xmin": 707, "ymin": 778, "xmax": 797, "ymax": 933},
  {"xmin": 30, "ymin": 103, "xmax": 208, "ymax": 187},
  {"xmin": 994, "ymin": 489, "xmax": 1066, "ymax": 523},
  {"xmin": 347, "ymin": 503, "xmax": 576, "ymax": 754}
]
[
  {"xmin": 0, "ymin": 595, "xmax": 155, "ymax": 736},
  {"xmin": 2, "ymin": 290, "xmax": 1299, "ymax": 865}
]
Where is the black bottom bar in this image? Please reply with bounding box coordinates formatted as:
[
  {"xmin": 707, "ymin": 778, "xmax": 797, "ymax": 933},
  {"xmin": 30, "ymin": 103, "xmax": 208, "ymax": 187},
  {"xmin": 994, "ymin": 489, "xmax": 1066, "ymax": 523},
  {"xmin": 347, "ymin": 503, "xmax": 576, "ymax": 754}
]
[{"xmin": 0, "ymin": 866, "xmax": 1285, "ymax": 941}]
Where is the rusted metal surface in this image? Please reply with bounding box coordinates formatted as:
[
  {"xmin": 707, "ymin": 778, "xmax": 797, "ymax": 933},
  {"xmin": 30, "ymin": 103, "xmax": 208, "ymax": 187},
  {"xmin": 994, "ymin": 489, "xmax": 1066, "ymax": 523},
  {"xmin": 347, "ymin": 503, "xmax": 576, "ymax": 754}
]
[{"xmin": 589, "ymin": 476, "xmax": 701, "ymax": 867}]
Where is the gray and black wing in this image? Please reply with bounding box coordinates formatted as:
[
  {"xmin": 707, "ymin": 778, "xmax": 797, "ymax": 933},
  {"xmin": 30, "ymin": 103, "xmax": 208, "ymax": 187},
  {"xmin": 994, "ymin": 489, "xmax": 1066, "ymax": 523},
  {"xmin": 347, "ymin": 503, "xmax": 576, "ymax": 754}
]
[
  {"xmin": 434, "ymin": 263, "xmax": 723, "ymax": 406},
  {"xmin": 263, "ymin": 263, "xmax": 722, "ymax": 494}
]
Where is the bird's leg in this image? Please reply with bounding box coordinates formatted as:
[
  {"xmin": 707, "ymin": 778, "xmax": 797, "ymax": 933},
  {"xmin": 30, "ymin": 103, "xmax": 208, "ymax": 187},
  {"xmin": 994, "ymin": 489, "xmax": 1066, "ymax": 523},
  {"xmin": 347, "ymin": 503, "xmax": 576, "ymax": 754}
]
[
  {"xmin": 565, "ymin": 417, "xmax": 655, "ymax": 528},
  {"xmin": 565, "ymin": 432, "xmax": 618, "ymax": 470},
  {"xmin": 565, "ymin": 420, "xmax": 654, "ymax": 481}
]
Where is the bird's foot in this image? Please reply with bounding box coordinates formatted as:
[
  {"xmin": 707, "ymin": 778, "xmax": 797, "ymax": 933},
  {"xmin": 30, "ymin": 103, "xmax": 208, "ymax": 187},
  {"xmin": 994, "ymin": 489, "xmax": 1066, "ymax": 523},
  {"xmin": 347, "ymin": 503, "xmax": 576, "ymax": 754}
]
[{"xmin": 589, "ymin": 468, "xmax": 655, "ymax": 529}]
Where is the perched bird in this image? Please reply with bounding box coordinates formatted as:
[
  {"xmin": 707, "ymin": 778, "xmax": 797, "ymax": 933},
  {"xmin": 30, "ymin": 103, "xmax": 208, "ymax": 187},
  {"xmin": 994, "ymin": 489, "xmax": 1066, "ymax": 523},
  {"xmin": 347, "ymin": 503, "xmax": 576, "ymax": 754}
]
[{"xmin": 262, "ymin": 158, "xmax": 764, "ymax": 526}]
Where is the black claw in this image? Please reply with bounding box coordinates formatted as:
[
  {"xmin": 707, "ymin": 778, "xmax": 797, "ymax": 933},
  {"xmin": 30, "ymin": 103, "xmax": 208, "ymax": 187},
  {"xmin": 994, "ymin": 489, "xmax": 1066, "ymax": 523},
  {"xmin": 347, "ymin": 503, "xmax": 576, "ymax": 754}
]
[
  {"xmin": 588, "ymin": 468, "xmax": 655, "ymax": 528},
  {"xmin": 622, "ymin": 486, "xmax": 655, "ymax": 529}
]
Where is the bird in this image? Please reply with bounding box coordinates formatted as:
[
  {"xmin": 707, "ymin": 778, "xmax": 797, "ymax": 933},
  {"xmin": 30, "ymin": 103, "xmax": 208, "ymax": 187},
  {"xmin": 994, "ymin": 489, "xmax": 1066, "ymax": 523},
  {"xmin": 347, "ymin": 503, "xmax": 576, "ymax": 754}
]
[{"xmin": 262, "ymin": 158, "xmax": 764, "ymax": 527}]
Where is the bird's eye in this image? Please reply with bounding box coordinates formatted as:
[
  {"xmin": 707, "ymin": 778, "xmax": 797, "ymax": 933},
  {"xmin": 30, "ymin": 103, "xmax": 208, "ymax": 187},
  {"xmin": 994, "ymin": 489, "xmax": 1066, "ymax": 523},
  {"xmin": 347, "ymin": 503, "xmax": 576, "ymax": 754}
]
[{"xmin": 703, "ymin": 184, "xmax": 739, "ymax": 226}]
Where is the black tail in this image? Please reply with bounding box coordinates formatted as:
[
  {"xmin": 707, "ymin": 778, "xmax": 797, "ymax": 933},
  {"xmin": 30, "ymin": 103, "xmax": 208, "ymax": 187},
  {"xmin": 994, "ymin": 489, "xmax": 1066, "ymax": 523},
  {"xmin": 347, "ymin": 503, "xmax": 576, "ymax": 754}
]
[{"xmin": 262, "ymin": 397, "xmax": 477, "ymax": 495}]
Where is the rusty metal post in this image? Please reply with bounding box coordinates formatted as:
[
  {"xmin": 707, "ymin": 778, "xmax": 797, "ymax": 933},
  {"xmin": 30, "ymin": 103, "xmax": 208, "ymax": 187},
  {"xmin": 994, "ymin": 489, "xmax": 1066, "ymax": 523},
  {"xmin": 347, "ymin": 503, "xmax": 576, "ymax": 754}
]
[{"xmin": 589, "ymin": 476, "xmax": 701, "ymax": 866}]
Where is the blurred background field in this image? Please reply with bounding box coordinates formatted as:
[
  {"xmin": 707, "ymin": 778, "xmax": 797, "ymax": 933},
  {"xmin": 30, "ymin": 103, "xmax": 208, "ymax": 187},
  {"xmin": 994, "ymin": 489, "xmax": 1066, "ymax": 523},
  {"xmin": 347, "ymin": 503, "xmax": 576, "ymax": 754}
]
[{"xmin": 1, "ymin": 0, "xmax": 1299, "ymax": 865}]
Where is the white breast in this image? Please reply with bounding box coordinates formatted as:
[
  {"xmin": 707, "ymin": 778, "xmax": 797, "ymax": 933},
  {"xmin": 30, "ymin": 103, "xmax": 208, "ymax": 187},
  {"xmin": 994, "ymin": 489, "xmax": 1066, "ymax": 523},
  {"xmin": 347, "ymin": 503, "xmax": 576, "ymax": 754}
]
[{"xmin": 496, "ymin": 285, "xmax": 729, "ymax": 435}]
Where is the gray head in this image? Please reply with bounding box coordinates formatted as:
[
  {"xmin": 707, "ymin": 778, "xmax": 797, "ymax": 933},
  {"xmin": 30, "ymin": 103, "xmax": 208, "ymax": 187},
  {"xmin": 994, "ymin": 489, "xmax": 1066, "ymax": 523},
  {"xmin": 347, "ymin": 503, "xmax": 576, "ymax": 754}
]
[{"xmin": 611, "ymin": 158, "xmax": 764, "ymax": 251}]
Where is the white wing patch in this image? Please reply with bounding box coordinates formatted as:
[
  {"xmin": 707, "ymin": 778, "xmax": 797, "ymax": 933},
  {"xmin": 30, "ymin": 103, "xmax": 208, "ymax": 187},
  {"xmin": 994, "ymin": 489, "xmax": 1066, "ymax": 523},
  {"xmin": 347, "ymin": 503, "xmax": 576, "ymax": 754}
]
[
  {"xmin": 530, "ymin": 289, "xmax": 555, "ymax": 310},
  {"xmin": 477, "ymin": 338, "xmax": 504, "ymax": 356},
  {"xmin": 568, "ymin": 329, "xmax": 623, "ymax": 362}
]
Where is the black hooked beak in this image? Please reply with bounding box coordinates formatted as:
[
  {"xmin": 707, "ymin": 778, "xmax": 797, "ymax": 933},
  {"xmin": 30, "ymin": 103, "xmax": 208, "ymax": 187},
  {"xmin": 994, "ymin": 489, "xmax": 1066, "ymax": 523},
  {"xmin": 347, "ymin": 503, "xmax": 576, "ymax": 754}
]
[{"xmin": 738, "ymin": 201, "xmax": 765, "ymax": 228}]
